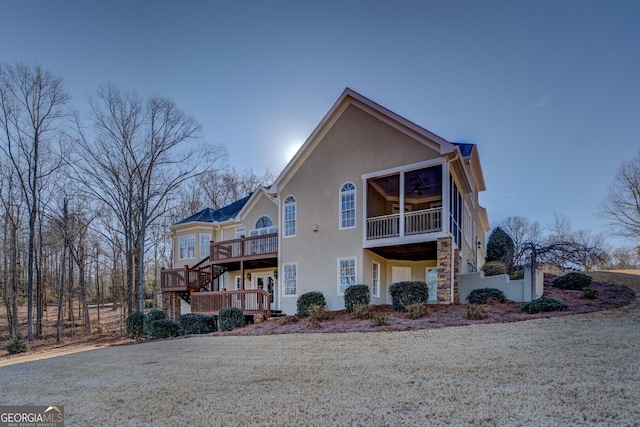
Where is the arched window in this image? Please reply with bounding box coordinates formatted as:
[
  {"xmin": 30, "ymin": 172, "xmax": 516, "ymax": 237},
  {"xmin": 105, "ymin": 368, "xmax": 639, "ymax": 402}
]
[
  {"xmin": 284, "ymin": 196, "xmax": 296, "ymax": 237},
  {"xmin": 340, "ymin": 182, "xmax": 356, "ymax": 229},
  {"xmin": 250, "ymin": 215, "xmax": 277, "ymax": 236},
  {"xmin": 255, "ymin": 216, "xmax": 273, "ymax": 229}
]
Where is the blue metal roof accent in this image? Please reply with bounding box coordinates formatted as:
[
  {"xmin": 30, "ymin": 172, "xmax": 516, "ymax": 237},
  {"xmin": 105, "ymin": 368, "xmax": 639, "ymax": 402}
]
[
  {"xmin": 452, "ymin": 142, "xmax": 474, "ymax": 157},
  {"xmin": 175, "ymin": 194, "xmax": 252, "ymax": 225}
]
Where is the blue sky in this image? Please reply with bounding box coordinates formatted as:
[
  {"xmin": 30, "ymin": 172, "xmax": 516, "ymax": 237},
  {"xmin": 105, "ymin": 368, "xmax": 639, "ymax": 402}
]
[{"xmin": 3, "ymin": 0, "xmax": 639, "ymax": 247}]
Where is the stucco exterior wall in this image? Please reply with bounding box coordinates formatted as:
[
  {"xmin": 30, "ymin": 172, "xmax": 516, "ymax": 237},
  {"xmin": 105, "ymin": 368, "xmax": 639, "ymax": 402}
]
[
  {"xmin": 172, "ymin": 223, "xmax": 219, "ymax": 268},
  {"xmin": 278, "ymin": 104, "xmax": 442, "ymax": 312}
]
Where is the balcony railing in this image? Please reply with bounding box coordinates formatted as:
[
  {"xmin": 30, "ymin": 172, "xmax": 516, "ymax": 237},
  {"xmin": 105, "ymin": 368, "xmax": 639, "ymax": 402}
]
[
  {"xmin": 190, "ymin": 289, "xmax": 271, "ymax": 317},
  {"xmin": 211, "ymin": 233, "xmax": 278, "ymax": 263},
  {"xmin": 160, "ymin": 265, "xmax": 210, "ymax": 291},
  {"xmin": 366, "ymin": 207, "xmax": 442, "ymax": 240}
]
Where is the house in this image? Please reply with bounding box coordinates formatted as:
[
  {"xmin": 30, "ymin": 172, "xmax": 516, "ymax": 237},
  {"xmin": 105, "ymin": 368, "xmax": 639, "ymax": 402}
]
[{"xmin": 160, "ymin": 88, "xmax": 490, "ymax": 318}]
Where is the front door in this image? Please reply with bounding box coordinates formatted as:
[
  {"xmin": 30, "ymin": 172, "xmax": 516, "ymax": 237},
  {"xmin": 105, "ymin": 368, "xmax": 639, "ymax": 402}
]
[{"xmin": 254, "ymin": 273, "xmax": 278, "ymax": 311}]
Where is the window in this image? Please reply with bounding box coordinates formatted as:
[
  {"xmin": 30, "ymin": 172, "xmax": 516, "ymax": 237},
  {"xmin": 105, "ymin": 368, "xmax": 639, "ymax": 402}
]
[
  {"xmin": 463, "ymin": 203, "xmax": 473, "ymax": 247},
  {"xmin": 339, "ymin": 182, "xmax": 356, "ymax": 229},
  {"xmin": 449, "ymin": 175, "xmax": 462, "ymax": 248},
  {"xmin": 426, "ymin": 267, "xmax": 438, "ymax": 303},
  {"xmin": 250, "ymin": 216, "xmax": 277, "ymax": 236},
  {"xmin": 338, "ymin": 257, "xmax": 356, "ymax": 295},
  {"xmin": 372, "ymin": 261, "xmax": 380, "ymax": 298},
  {"xmin": 284, "ymin": 196, "xmax": 296, "ymax": 237},
  {"xmin": 179, "ymin": 235, "xmax": 195, "ymax": 260},
  {"xmin": 235, "ymin": 227, "xmax": 246, "ymax": 239},
  {"xmin": 199, "ymin": 234, "xmax": 211, "ymax": 258},
  {"xmin": 283, "ymin": 263, "xmax": 297, "ymax": 296}
]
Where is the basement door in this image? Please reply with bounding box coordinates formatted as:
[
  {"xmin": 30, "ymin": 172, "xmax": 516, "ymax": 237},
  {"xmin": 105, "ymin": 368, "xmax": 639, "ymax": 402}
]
[
  {"xmin": 254, "ymin": 273, "xmax": 278, "ymax": 311},
  {"xmin": 390, "ymin": 266, "xmax": 412, "ymax": 304}
]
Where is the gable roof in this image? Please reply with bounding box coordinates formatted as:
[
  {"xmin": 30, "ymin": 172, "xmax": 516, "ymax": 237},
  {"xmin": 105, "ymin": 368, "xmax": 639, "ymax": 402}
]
[
  {"xmin": 270, "ymin": 88, "xmax": 458, "ymax": 194},
  {"xmin": 175, "ymin": 194, "xmax": 252, "ymax": 225}
]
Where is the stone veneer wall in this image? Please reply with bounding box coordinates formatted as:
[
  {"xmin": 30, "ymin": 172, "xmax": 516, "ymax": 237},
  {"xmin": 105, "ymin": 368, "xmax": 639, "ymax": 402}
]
[
  {"xmin": 162, "ymin": 292, "xmax": 181, "ymax": 320},
  {"xmin": 436, "ymin": 237, "xmax": 452, "ymax": 303},
  {"xmin": 454, "ymin": 248, "xmax": 460, "ymax": 304}
]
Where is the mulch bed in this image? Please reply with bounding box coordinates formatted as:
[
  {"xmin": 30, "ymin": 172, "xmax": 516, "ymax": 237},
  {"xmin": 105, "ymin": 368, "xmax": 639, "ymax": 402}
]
[{"xmin": 211, "ymin": 277, "xmax": 637, "ymax": 336}]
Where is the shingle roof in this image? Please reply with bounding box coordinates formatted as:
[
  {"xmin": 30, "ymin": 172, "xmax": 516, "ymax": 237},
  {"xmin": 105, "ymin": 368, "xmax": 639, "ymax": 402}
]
[
  {"xmin": 175, "ymin": 194, "xmax": 252, "ymax": 225},
  {"xmin": 452, "ymin": 142, "xmax": 474, "ymax": 157}
]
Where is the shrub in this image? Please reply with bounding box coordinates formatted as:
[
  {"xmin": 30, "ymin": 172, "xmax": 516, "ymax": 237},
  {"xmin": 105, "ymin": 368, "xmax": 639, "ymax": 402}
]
[
  {"xmin": 179, "ymin": 313, "xmax": 217, "ymax": 335},
  {"xmin": 352, "ymin": 304, "xmax": 374, "ymax": 320},
  {"xmin": 148, "ymin": 319, "xmax": 181, "ymax": 339},
  {"xmin": 486, "ymin": 226, "xmax": 515, "ymax": 265},
  {"xmin": 280, "ymin": 315, "xmax": 299, "ymax": 325},
  {"xmin": 406, "ymin": 303, "xmax": 429, "ymax": 319},
  {"xmin": 307, "ymin": 304, "xmax": 330, "ymax": 328},
  {"xmin": 389, "ymin": 281, "xmax": 428, "ymax": 312},
  {"xmin": 371, "ymin": 314, "xmax": 387, "ymax": 327},
  {"xmin": 521, "ymin": 296, "xmax": 568, "ymax": 314},
  {"xmin": 482, "ymin": 261, "xmax": 507, "ymax": 276},
  {"xmin": 553, "ymin": 272, "xmax": 592, "ymax": 291},
  {"xmin": 5, "ymin": 332, "xmax": 28, "ymax": 354},
  {"xmin": 297, "ymin": 291, "xmax": 326, "ymax": 318},
  {"xmin": 144, "ymin": 299, "xmax": 154, "ymax": 309},
  {"xmin": 218, "ymin": 307, "xmax": 245, "ymax": 331},
  {"xmin": 583, "ymin": 288, "xmax": 598, "ymax": 300},
  {"xmin": 143, "ymin": 309, "xmax": 166, "ymax": 337},
  {"xmin": 344, "ymin": 284, "xmax": 371, "ymax": 312},
  {"xmin": 510, "ymin": 269, "xmax": 525, "ymax": 280},
  {"xmin": 124, "ymin": 312, "xmax": 146, "ymax": 341},
  {"xmin": 467, "ymin": 305, "xmax": 488, "ymax": 320},
  {"xmin": 467, "ymin": 288, "xmax": 507, "ymax": 304}
]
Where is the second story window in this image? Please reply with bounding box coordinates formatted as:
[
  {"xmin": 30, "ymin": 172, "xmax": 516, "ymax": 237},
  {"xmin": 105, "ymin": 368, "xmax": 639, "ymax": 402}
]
[
  {"xmin": 340, "ymin": 182, "xmax": 356, "ymax": 229},
  {"xmin": 199, "ymin": 234, "xmax": 211, "ymax": 258},
  {"xmin": 179, "ymin": 235, "xmax": 195, "ymax": 260},
  {"xmin": 284, "ymin": 196, "xmax": 296, "ymax": 237},
  {"xmin": 251, "ymin": 216, "xmax": 278, "ymax": 236}
]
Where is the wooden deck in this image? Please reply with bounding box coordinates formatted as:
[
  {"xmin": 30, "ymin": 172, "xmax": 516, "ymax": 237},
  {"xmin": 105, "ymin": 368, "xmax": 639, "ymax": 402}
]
[{"xmin": 190, "ymin": 289, "xmax": 271, "ymax": 318}]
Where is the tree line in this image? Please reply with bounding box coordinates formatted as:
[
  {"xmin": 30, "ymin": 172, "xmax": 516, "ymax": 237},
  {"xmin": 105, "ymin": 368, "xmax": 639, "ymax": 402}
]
[{"xmin": 0, "ymin": 63, "xmax": 271, "ymax": 341}]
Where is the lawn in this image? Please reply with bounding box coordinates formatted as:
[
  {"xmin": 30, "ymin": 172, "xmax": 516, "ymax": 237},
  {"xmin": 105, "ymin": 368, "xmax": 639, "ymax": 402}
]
[{"xmin": 0, "ymin": 271, "xmax": 638, "ymax": 426}]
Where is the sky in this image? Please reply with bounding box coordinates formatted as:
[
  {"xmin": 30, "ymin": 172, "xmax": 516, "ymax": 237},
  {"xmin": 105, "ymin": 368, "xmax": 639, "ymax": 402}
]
[{"xmin": 2, "ymin": 0, "xmax": 639, "ymax": 248}]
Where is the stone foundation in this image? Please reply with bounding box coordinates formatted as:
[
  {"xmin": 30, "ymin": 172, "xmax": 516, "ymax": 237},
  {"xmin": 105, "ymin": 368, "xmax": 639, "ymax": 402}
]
[
  {"xmin": 162, "ymin": 291, "xmax": 181, "ymax": 320},
  {"xmin": 436, "ymin": 237, "xmax": 460, "ymax": 304}
]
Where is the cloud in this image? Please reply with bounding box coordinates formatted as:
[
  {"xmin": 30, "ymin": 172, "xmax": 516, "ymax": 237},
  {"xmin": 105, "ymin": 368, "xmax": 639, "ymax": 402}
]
[{"xmin": 534, "ymin": 95, "xmax": 552, "ymax": 108}]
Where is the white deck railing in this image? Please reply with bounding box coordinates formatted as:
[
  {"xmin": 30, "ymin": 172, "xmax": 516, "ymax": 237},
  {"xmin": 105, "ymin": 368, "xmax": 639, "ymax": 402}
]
[
  {"xmin": 405, "ymin": 208, "xmax": 442, "ymax": 235},
  {"xmin": 366, "ymin": 208, "xmax": 442, "ymax": 240}
]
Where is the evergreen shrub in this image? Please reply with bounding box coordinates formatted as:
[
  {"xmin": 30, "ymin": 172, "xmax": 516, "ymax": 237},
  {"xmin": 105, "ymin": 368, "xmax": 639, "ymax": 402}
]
[
  {"xmin": 218, "ymin": 307, "xmax": 245, "ymax": 331},
  {"xmin": 344, "ymin": 284, "xmax": 371, "ymax": 312},
  {"xmin": 467, "ymin": 288, "xmax": 507, "ymax": 304},
  {"xmin": 552, "ymin": 272, "xmax": 592, "ymax": 291},
  {"xmin": 5, "ymin": 332, "xmax": 28, "ymax": 354},
  {"xmin": 148, "ymin": 319, "xmax": 181, "ymax": 339},
  {"xmin": 389, "ymin": 281, "xmax": 428, "ymax": 312},
  {"xmin": 124, "ymin": 312, "xmax": 146, "ymax": 341},
  {"xmin": 297, "ymin": 291, "xmax": 326, "ymax": 318},
  {"xmin": 143, "ymin": 309, "xmax": 166, "ymax": 337},
  {"xmin": 482, "ymin": 261, "xmax": 507, "ymax": 277},
  {"xmin": 179, "ymin": 313, "xmax": 217, "ymax": 335},
  {"xmin": 521, "ymin": 296, "xmax": 568, "ymax": 314}
]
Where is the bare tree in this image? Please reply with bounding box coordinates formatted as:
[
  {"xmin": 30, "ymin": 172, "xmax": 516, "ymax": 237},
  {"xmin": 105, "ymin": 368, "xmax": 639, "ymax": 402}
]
[
  {"xmin": 73, "ymin": 83, "xmax": 224, "ymax": 313},
  {"xmin": 501, "ymin": 215, "xmax": 541, "ymax": 266},
  {"xmin": 0, "ymin": 63, "xmax": 69, "ymax": 340},
  {"xmin": 599, "ymin": 151, "xmax": 640, "ymax": 243},
  {"xmin": 607, "ymin": 246, "xmax": 640, "ymax": 270}
]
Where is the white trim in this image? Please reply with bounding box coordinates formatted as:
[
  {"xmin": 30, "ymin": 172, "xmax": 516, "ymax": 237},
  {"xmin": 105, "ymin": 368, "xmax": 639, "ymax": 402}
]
[
  {"xmin": 361, "ymin": 158, "xmax": 445, "ymax": 181},
  {"xmin": 283, "ymin": 195, "xmax": 297, "ymax": 238},
  {"xmin": 337, "ymin": 256, "xmax": 357, "ymax": 296},
  {"xmin": 199, "ymin": 233, "xmax": 211, "ymax": 258},
  {"xmin": 372, "ymin": 261, "xmax": 381, "ymax": 298},
  {"xmin": 426, "ymin": 267, "xmax": 438, "ymax": 303},
  {"xmin": 339, "ymin": 182, "xmax": 356, "ymax": 230},
  {"xmin": 282, "ymin": 262, "xmax": 298, "ymax": 297},
  {"xmin": 178, "ymin": 235, "xmax": 196, "ymax": 260}
]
